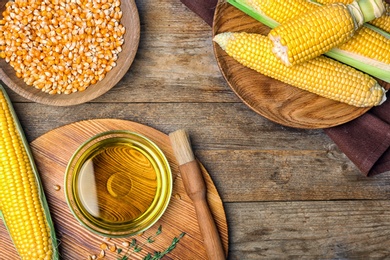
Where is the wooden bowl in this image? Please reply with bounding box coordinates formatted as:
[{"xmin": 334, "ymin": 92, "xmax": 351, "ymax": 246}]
[
  {"xmin": 0, "ymin": 0, "xmax": 140, "ymax": 106},
  {"xmin": 212, "ymin": 2, "xmax": 390, "ymax": 129}
]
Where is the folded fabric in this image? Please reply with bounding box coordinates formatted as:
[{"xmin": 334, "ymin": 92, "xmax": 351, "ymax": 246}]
[
  {"xmin": 179, "ymin": 0, "xmax": 216, "ymax": 26},
  {"xmin": 180, "ymin": 0, "xmax": 390, "ymax": 176},
  {"xmin": 324, "ymin": 109, "xmax": 390, "ymax": 176}
]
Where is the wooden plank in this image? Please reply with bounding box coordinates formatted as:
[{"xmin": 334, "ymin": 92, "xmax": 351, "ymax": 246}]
[
  {"xmin": 4, "ymin": 0, "xmax": 236, "ymax": 104},
  {"xmin": 197, "ymin": 150, "xmax": 390, "ymax": 202},
  {"xmin": 11, "ymin": 102, "xmax": 328, "ymax": 149},
  {"xmin": 1, "ymin": 0, "xmax": 388, "ymax": 258},
  {"xmin": 7, "ymin": 102, "xmax": 390, "ymax": 202},
  {"xmin": 224, "ymin": 200, "xmax": 390, "ymax": 259},
  {"xmin": 103, "ymin": 0, "xmax": 235, "ymax": 103}
]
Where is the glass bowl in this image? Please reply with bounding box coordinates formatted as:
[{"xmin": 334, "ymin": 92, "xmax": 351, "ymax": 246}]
[{"xmin": 65, "ymin": 130, "xmax": 172, "ymax": 237}]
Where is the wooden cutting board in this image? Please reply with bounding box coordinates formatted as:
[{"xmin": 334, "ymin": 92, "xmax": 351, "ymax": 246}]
[{"xmin": 0, "ymin": 119, "xmax": 228, "ymax": 259}]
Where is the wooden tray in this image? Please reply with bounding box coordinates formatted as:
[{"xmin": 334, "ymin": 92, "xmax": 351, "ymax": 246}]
[
  {"xmin": 212, "ymin": 1, "xmax": 390, "ymax": 129},
  {"xmin": 0, "ymin": 119, "xmax": 228, "ymax": 259}
]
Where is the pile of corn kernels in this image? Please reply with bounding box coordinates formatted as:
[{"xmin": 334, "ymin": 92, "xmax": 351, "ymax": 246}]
[{"xmin": 0, "ymin": 0, "xmax": 125, "ymax": 94}]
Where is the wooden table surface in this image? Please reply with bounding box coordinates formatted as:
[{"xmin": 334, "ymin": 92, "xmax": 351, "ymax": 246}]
[{"xmin": 3, "ymin": 0, "xmax": 390, "ymax": 259}]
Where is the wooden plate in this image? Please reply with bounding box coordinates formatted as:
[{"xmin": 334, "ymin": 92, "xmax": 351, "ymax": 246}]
[
  {"xmin": 212, "ymin": 1, "xmax": 389, "ymax": 129},
  {"xmin": 0, "ymin": 119, "xmax": 228, "ymax": 259},
  {"xmin": 0, "ymin": 0, "xmax": 140, "ymax": 106}
]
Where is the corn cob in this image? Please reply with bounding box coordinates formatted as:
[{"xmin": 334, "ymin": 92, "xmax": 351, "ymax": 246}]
[
  {"xmin": 238, "ymin": 0, "xmax": 390, "ymax": 65},
  {"xmin": 268, "ymin": 0, "xmax": 385, "ymax": 66},
  {"xmin": 213, "ymin": 32, "xmax": 386, "ymax": 107},
  {"xmin": 242, "ymin": 0, "xmax": 316, "ymax": 24},
  {"xmin": 0, "ymin": 85, "xmax": 58, "ymax": 259},
  {"xmin": 338, "ymin": 26, "xmax": 390, "ymax": 63},
  {"xmin": 315, "ymin": 0, "xmax": 390, "ymax": 33},
  {"xmin": 370, "ymin": 1, "xmax": 390, "ymax": 32},
  {"xmin": 227, "ymin": 0, "xmax": 390, "ymax": 83}
]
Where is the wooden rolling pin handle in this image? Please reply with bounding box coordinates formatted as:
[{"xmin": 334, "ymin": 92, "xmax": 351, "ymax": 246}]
[{"xmin": 179, "ymin": 161, "xmax": 226, "ymax": 260}]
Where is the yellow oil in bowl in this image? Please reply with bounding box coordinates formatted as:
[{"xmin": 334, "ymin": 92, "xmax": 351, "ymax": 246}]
[{"xmin": 65, "ymin": 130, "xmax": 172, "ymax": 237}]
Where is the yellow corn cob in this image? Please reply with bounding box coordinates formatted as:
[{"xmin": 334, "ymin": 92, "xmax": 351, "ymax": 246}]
[
  {"xmin": 240, "ymin": 0, "xmax": 390, "ymax": 65},
  {"xmin": 243, "ymin": 0, "xmax": 316, "ymax": 24},
  {"xmin": 315, "ymin": 0, "xmax": 390, "ymax": 33},
  {"xmin": 339, "ymin": 26, "xmax": 390, "ymax": 63},
  {"xmin": 0, "ymin": 87, "xmax": 57, "ymax": 259},
  {"xmin": 213, "ymin": 32, "xmax": 386, "ymax": 107},
  {"xmin": 268, "ymin": 0, "xmax": 385, "ymax": 66},
  {"xmin": 370, "ymin": 1, "xmax": 390, "ymax": 32}
]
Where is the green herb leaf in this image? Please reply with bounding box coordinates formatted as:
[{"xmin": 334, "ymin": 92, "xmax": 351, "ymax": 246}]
[
  {"xmin": 114, "ymin": 226, "xmax": 185, "ymax": 260},
  {"xmin": 156, "ymin": 225, "xmax": 162, "ymax": 235},
  {"xmin": 134, "ymin": 245, "xmax": 142, "ymax": 253}
]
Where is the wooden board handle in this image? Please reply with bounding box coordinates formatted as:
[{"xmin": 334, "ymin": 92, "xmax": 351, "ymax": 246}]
[{"xmin": 179, "ymin": 162, "xmax": 226, "ymax": 260}]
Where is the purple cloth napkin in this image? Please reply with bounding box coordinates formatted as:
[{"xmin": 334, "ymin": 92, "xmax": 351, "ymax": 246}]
[{"xmin": 181, "ymin": 0, "xmax": 390, "ymax": 176}]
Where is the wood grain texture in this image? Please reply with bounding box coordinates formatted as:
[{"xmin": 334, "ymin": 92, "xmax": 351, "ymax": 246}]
[
  {"xmin": 0, "ymin": 119, "xmax": 228, "ymax": 259},
  {"xmin": 8, "ymin": 101, "xmax": 390, "ymax": 202},
  {"xmin": 0, "ymin": 0, "xmax": 140, "ymax": 106},
  {"xmin": 1, "ymin": 0, "xmax": 390, "ymax": 258},
  {"xmin": 170, "ymin": 129, "xmax": 225, "ymax": 260},
  {"xmin": 225, "ymin": 201, "xmax": 390, "ymax": 259},
  {"xmin": 212, "ymin": 2, "xmax": 390, "ymax": 129}
]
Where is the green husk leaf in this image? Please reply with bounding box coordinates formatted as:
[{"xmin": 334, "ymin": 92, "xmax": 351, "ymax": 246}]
[
  {"xmin": 0, "ymin": 83, "xmax": 59, "ymax": 260},
  {"xmin": 227, "ymin": 0, "xmax": 279, "ymax": 28},
  {"xmin": 356, "ymin": 0, "xmax": 383, "ymax": 22},
  {"xmin": 226, "ymin": 0, "xmax": 390, "ymax": 83},
  {"xmin": 364, "ymin": 22, "xmax": 390, "ymax": 39},
  {"xmin": 309, "ymin": 0, "xmax": 390, "ymax": 38}
]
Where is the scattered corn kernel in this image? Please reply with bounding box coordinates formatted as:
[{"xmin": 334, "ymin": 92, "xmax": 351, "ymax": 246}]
[
  {"xmin": 100, "ymin": 242, "xmax": 108, "ymax": 250},
  {"xmin": 213, "ymin": 32, "xmax": 386, "ymax": 107},
  {"xmin": 109, "ymin": 244, "xmax": 117, "ymax": 252},
  {"xmin": 0, "ymin": 0, "xmax": 125, "ymax": 95},
  {"xmin": 98, "ymin": 250, "xmax": 105, "ymax": 258},
  {"xmin": 122, "ymin": 241, "xmax": 130, "ymax": 247}
]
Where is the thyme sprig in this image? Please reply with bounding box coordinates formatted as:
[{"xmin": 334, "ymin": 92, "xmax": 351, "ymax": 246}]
[
  {"xmin": 116, "ymin": 225, "xmax": 185, "ymax": 260},
  {"xmin": 142, "ymin": 232, "xmax": 186, "ymax": 260}
]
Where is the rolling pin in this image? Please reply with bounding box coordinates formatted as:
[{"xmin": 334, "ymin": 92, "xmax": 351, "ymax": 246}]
[{"xmin": 169, "ymin": 129, "xmax": 226, "ymax": 260}]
